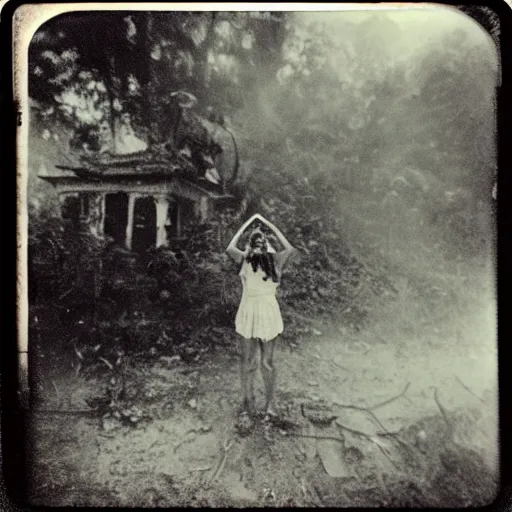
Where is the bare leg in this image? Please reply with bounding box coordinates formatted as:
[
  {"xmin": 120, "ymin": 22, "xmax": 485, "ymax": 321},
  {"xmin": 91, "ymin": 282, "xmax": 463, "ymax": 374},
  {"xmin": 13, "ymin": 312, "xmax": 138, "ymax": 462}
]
[
  {"xmin": 260, "ymin": 338, "xmax": 277, "ymax": 416},
  {"xmin": 240, "ymin": 337, "xmax": 258, "ymax": 413}
]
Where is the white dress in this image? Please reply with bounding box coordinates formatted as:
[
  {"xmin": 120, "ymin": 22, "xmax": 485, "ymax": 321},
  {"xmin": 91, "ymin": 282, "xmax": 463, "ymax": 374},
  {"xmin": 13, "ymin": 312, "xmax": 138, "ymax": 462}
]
[{"xmin": 235, "ymin": 259, "xmax": 284, "ymax": 342}]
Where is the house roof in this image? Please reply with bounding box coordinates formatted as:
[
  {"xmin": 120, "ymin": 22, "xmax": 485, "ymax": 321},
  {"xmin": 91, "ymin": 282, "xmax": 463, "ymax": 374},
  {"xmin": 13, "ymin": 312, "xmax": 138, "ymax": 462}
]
[{"xmin": 40, "ymin": 145, "xmax": 233, "ymax": 199}]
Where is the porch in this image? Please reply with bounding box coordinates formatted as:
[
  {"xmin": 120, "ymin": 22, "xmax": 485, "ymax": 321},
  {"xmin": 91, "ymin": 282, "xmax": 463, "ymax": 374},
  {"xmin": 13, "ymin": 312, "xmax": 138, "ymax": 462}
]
[{"xmin": 42, "ymin": 176, "xmax": 225, "ymax": 254}]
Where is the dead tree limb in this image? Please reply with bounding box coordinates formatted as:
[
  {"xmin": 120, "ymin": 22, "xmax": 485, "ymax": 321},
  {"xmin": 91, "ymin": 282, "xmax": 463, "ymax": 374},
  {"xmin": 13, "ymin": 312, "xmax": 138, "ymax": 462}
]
[
  {"xmin": 432, "ymin": 387, "xmax": 452, "ymax": 429},
  {"xmin": 372, "ymin": 442, "xmax": 402, "ymax": 471},
  {"xmin": 333, "ymin": 382, "xmax": 411, "ymax": 413},
  {"xmin": 173, "ymin": 433, "xmax": 195, "ymax": 454},
  {"xmin": 290, "ymin": 428, "xmax": 402, "ymax": 471},
  {"xmin": 455, "ymin": 376, "xmax": 486, "ymax": 404},
  {"xmin": 370, "ymin": 383, "xmax": 411, "ymax": 410},
  {"xmin": 284, "ymin": 433, "xmax": 345, "ymax": 443},
  {"xmin": 330, "ymin": 382, "xmax": 411, "ymax": 436},
  {"xmin": 207, "ymin": 438, "xmax": 234, "ymax": 486}
]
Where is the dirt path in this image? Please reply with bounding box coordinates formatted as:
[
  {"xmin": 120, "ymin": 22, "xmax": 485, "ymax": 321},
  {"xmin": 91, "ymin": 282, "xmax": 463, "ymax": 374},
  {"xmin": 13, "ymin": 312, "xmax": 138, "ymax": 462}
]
[{"xmin": 27, "ymin": 328, "xmax": 498, "ymax": 507}]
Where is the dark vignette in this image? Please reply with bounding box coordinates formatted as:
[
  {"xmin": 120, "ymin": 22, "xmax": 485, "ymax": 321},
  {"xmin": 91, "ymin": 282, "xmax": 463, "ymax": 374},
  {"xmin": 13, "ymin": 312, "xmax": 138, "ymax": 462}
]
[{"xmin": 0, "ymin": 0, "xmax": 509, "ymax": 510}]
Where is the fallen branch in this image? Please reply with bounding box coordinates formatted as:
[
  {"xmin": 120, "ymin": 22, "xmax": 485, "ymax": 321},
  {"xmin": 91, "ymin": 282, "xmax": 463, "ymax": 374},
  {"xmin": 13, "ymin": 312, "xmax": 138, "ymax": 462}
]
[
  {"xmin": 147, "ymin": 439, "xmax": 160, "ymax": 451},
  {"xmin": 336, "ymin": 421, "xmax": 377, "ymax": 440},
  {"xmin": 335, "ymin": 412, "xmax": 418, "ymax": 459},
  {"xmin": 377, "ymin": 428, "xmax": 403, "ymax": 437},
  {"xmin": 372, "ymin": 441, "xmax": 402, "ymax": 471},
  {"xmin": 333, "ymin": 382, "xmax": 411, "ymax": 413},
  {"xmin": 206, "ymin": 439, "xmax": 234, "ymax": 486},
  {"xmin": 454, "ymin": 376, "xmax": 486, "ymax": 404},
  {"xmin": 371, "ymin": 383, "xmax": 411, "ymax": 410},
  {"xmin": 284, "ymin": 432, "xmax": 345, "ymax": 443},
  {"xmin": 288, "ymin": 429, "xmax": 402, "ymax": 471},
  {"xmin": 432, "ymin": 387, "xmax": 451, "ymax": 429},
  {"xmin": 98, "ymin": 357, "xmax": 114, "ymax": 370},
  {"xmin": 190, "ymin": 466, "xmax": 212, "ymax": 473},
  {"xmin": 173, "ymin": 433, "xmax": 196, "ymax": 454}
]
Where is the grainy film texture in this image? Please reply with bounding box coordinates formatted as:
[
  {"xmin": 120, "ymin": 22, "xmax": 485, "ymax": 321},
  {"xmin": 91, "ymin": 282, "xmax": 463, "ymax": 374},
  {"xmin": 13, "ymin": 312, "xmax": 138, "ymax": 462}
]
[{"xmin": 23, "ymin": 6, "xmax": 498, "ymax": 508}]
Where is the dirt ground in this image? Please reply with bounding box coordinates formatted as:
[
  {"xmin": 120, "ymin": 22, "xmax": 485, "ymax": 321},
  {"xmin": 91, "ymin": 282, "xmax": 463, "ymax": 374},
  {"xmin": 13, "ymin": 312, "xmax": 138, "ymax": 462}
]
[{"xmin": 26, "ymin": 316, "xmax": 499, "ymax": 508}]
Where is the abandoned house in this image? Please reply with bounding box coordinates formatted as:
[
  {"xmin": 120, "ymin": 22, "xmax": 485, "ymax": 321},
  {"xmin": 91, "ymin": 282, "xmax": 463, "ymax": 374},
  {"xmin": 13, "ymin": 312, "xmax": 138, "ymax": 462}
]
[{"xmin": 39, "ymin": 114, "xmax": 236, "ymax": 254}]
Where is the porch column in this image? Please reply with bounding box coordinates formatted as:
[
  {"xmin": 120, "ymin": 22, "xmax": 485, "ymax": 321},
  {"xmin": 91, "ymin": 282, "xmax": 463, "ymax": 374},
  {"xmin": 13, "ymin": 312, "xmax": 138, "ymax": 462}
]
[
  {"xmin": 125, "ymin": 193, "xmax": 136, "ymax": 250},
  {"xmin": 89, "ymin": 193, "xmax": 104, "ymax": 237},
  {"xmin": 98, "ymin": 193, "xmax": 106, "ymax": 237},
  {"xmin": 58, "ymin": 192, "xmax": 69, "ymax": 213},
  {"xmin": 154, "ymin": 194, "xmax": 170, "ymax": 248},
  {"xmin": 198, "ymin": 197, "xmax": 209, "ymax": 223}
]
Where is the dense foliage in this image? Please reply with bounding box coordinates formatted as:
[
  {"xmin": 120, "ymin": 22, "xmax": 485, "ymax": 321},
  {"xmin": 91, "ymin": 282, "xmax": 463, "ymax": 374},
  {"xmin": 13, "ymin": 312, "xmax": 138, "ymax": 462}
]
[{"xmin": 28, "ymin": 9, "xmax": 497, "ymax": 377}]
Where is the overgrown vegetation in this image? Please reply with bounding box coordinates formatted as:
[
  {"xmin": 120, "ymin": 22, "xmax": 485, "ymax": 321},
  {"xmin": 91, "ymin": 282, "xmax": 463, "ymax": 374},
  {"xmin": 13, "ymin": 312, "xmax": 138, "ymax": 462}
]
[{"xmin": 26, "ymin": 9, "xmax": 498, "ymax": 507}]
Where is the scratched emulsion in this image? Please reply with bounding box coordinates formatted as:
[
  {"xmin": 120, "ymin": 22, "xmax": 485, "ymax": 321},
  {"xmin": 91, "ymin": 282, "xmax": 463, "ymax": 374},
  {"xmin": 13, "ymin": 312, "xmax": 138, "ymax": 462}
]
[{"xmin": 19, "ymin": 4, "xmax": 499, "ymax": 508}]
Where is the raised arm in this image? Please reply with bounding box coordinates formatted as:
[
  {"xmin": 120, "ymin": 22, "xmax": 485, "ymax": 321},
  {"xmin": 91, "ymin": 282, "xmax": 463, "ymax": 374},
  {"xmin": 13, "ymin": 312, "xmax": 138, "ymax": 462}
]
[
  {"xmin": 225, "ymin": 214, "xmax": 259, "ymax": 263},
  {"xmin": 254, "ymin": 214, "xmax": 296, "ymax": 270}
]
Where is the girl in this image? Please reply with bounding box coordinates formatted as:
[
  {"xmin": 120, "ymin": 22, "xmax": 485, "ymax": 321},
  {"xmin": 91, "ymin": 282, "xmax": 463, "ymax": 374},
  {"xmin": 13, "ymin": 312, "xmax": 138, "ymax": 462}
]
[{"xmin": 226, "ymin": 213, "xmax": 296, "ymax": 426}]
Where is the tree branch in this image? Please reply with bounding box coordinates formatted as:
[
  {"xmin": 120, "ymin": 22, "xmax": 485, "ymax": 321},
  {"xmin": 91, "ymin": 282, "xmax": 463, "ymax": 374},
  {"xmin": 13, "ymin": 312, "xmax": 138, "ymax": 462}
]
[
  {"xmin": 206, "ymin": 438, "xmax": 234, "ymax": 486},
  {"xmin": 454, "ymin": 376, "xmax": 486, "ymax": 404},
  {"xmin": 371, "ymin": 382, "xmax": 411, "ymax": 410},
  {"xmin": 432, "ymin": 386, "xmax": 451, "ymax": 429},
  {"xmin": 284, "ymin": 432, "xmax": 344, "ymax": 443},
  {"xmin": 332, "ymin": 382, "xmax": 411, "ymax": 413}
]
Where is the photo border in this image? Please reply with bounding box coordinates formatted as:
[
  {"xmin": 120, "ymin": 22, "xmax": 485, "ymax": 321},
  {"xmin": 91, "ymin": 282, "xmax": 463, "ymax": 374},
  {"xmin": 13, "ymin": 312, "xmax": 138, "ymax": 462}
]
[{"xmin": 1, "ymin": 1, "xmax": 509, "ymax": 509}]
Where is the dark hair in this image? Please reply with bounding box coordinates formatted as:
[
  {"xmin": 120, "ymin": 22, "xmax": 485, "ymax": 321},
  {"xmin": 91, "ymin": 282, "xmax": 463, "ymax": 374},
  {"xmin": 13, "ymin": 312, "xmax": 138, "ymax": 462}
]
[{"xmin": 246, "ymin": 249, "xmax": 279, "ymax": 283}]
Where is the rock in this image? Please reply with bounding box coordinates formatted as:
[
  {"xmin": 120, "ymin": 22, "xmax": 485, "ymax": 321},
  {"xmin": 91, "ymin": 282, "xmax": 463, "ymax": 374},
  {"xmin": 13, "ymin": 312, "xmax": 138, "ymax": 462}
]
[
  {"xmin": 308, "ymin": 381, "xmax": 319, "ymax": 387},
  {"xmin": 188, "ymin": 398, "xmax": 197, "ymax": 409},
  {"xmin": 317, "ymin": 438, "xmax": 349, "ymax": 478},
  {"xmin": 312, "ymin": 328, "xmax": 322, "ymax": 336},
  {"xmin": 416, "ymin": 429, "xmax": 428, "ymax": 452}
]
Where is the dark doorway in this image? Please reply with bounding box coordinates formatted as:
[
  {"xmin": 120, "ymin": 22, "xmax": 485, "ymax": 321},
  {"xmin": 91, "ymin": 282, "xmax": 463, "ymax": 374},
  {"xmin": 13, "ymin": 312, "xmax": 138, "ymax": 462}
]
[
  {"xmin": 168, "ymin": 201, "xmax": 181, "ymax": 239},
  {"xmin": 132, "ymin": 197, "xmax": 156, "ymax": 254},
  {"xmin": 104, "ymin": 193, "xmax": 128, "ymax": 246}
]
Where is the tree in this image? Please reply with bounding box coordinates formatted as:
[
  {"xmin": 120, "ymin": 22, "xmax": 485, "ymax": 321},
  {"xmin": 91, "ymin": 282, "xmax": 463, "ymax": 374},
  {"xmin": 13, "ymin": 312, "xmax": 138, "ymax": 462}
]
[{"xmin": 29, "ymin": 11, "xmax": 290, "ymax": 156}]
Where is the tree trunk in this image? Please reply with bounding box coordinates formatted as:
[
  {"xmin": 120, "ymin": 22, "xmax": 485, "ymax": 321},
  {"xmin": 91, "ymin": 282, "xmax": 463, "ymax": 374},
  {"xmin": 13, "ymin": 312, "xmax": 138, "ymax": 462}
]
[
  {"xmin": 106, "ymin": 56, "xmax": 117, "ymax": 154},
  {"xmin": 195, "ymin": 12, "xmax": 217, "ymax": 106},
  {"xmin": 139, "ymin": 13, "xmax": 156, "ymax": 148}
]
